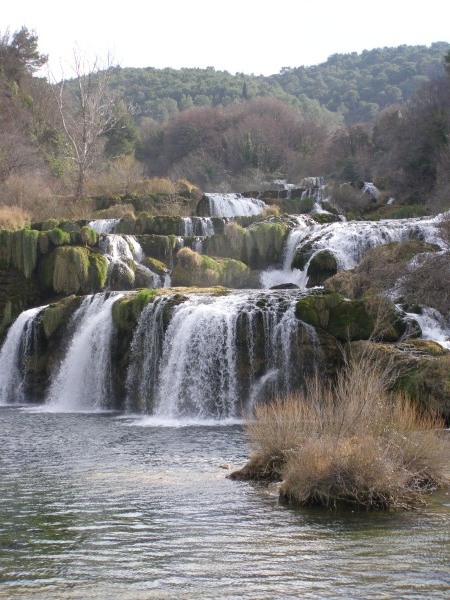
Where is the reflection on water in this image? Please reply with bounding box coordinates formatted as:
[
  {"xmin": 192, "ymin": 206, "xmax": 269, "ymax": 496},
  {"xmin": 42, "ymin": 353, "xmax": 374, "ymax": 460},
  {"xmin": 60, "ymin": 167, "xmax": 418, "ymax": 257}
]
[{"xmin": 0, "ymin": 408, "xmax": 449, "ymax": 599}]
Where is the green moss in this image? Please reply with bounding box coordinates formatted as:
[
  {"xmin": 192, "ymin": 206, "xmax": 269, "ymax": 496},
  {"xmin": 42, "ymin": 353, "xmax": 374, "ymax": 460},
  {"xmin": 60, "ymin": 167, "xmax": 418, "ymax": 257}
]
[
  {"xmin": 141, "ymin": 257, "xmax": 168, "ymax": 275},
  {"xmin": 111, "ymin": 295, "xmax": 136, "ymax": 331},
  {"xmin": 10, "ymin": 229, "xmax": 40, "ymax": 278},
  {"xmin": 115, "ymin": 214, "xmax": 137, "ymax": 234},
  {"xmin": 112, "ymin": 289, "xmax": 158, "ymax": 330},
  {"xmin": 41, "ymin": 218, "xmax": 60, "ymax": 231},
  {"xmin": 38, "ymin": 231, "xmax": 50, "ymax": 254},
  {"xmin": 80, "ymin": 226, "xmax": 98, "ymax": 247},
  {"xmin": 41, "ymin": 295, "xmax": 82, "ymax": 339},
  {"xmin": 172, "ymin": 248, "xmax": 249, "ymax": 288},
  {"xmin": 306, "ymin": 250, "xmax": 338, "ymax": 287},
  {"xmin": 242, "ymin": 221, "xmax": 288, "ymax": 269},
  {"xmin": 132, "ymin": 288, "xmax": 158, "ymax": 319},
  {"xmin": 88, "ymin": 253, "xmax": 109, "ymax": 291},
  {"xmin": 137, "ymin": 234, "xmax": 178, "ymax": 262},
  {"xmin": 48, "ymin": 228, "xmax": 71, "ymax": 247},
  {"xmin": 296, "ymin": 293, "xmax": 407, "ymax": 342},
  {"xmin": 40, "ymin": 247, "xmax": 91, "ymax": 296},
  {"xmin": 135, "ymin": 212, "xmax": 154, "ymax": 234}
]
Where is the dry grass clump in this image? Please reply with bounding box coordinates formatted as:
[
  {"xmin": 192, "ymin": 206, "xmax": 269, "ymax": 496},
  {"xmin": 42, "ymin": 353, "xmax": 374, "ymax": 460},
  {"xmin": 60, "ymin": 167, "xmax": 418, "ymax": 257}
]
[
  {"xmin": 263, "ymin": 204, "xmax": 280, "ymax": 217},
  {"xmin": 0, "ymin": 205, "xmax": 31, "ymax": 229},
  {"xmin": 236, "ymin": 351, "xmax": 449, "ymax": 510},
  {"xmin": 136, "ymin": 177, "xmax": 178, "ymax": 195}
]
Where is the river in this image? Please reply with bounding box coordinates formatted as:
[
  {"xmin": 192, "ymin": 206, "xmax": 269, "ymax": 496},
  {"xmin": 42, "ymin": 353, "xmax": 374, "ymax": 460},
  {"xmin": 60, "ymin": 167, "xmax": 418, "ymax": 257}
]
[{"xmin": 0, "ymin": 407, "xmax": 449, "ymax": 599}]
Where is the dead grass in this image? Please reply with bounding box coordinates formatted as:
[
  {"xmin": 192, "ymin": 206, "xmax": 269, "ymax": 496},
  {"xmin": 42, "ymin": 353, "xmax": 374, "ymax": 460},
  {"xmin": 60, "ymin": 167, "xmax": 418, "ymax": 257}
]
[
  {"xmin": 235, "ymin": 349, "xmax": 449, "ymax": 510},
  {"xmin": 0, "ymin": 205, "xmax": 31, "ymax": 229}
]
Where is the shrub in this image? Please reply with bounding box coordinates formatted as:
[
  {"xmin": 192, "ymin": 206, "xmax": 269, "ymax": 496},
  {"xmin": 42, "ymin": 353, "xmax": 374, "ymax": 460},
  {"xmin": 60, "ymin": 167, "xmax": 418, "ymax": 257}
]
[
  {"xmin": 0, "ymin": 206, "xmax": 30, "ymax": 230},
  {"xmin": 233, "ymin": 349, "xmax": 449, "ymax": 510},
  {"xmin": 262, "ymin": 204, "xmax": 280, "ymax": 217}
]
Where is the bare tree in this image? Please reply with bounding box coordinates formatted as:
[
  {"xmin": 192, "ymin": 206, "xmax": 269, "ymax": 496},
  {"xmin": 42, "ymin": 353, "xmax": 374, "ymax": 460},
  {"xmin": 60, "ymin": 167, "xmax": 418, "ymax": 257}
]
[{"xmin": 51, "ymin": 52, "xmax": 124, "ymax": 199}]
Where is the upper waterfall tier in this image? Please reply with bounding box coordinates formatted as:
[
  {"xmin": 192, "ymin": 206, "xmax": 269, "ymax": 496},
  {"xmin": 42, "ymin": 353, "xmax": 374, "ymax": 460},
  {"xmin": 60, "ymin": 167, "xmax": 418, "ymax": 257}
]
[{"xmin": 204, "ymin": 193, "xmax": 267, "ymax": 217}]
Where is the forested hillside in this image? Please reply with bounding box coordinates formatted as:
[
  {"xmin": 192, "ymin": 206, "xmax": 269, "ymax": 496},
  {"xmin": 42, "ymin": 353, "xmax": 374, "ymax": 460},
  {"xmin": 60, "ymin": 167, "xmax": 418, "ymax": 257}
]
[
  {"xmin": 1, "ymin": 29, "xmax": 449, "ymax": 224},
  {"xmin": 108, "ymin": 43, "xmax": 450, "ymax": 124}
]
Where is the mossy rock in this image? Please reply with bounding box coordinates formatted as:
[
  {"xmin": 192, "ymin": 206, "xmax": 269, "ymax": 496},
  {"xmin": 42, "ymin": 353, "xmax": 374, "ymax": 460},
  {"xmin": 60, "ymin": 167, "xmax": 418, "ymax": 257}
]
[
  {"xmin": 242, "ymin": 221, "xmax": 289, "ymax": 269},
  {"xmin": 88, "ymin": 253, "xmax": 109, "ymax": 291},
  {"xmin": 112, "ymin": 289, "xmax": 158, "ymax": 331},
  {"xmin": 296, "ymin": 292, "xmax": 404, "ymax": 342},
  {"xmin": 0, "ymin": 267, "xmax": 40, "ymax": 341},
  {"xmin": 399, "ymin": 353, "xmax": 450, "ymax": 417},
  {"xmin": 108, "ymin": 261, "xmax": 135, "ymax": 291},
  {"xmin": 134, "ymin": 264, "xmax": 157, "ymax": 288},
  {"xmin": 115, "ymin": 214, "xmax": 137, "ymax": 234},
  {"xmin": 137, "ymin": 234, "xmax": 178, "ymax": 263},
  {"xmin": 172, "ymin": 248, "xmax": 249, "ymax": 288},
  {"xmin": 41, "ymin": 295, "xmax": 83, "ymax": 339},
  {"xmin": 41, "ymin": 218, "xmax": 60, "ymax": 231},
  {"xmin": 38, "ymin": 231, "xmax": 50, "ymax": 254},
  {"xmin": 39, "ymin": 246, "xmax": 104, "ymax": 296},
  {"xmin": 0, "ymin": 229, "xmax": 40, "ymax": 278},
  {"xmin": 291, "ymin": 241, "xmax": 313, "ymax": 271},
  {"xmin": 47, "ymin": 227, "xmax": 71, "ymax": 247},
  {"xmin": 141, "ymin": 257, "xmax": 169, "ymax": 276},
  {"xmin": 325, "ymin": 240, "xmax": 441, "ymax": 300},
  {"xmin": 135, "ymin": 212, "xmax": 154, "ymax": 234},
  {"xmin": 306, "ymin": 250, "xmax": 338, "ymax": 287},
  {"xmin": 80, "ymin": 226, "xmax": 98, "ymax": 247}
]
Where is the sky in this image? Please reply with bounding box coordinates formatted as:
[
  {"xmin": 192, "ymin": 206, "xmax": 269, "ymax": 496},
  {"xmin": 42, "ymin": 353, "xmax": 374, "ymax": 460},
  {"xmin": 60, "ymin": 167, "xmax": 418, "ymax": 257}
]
[{"xmin": 2, "ymin": 0, "xmax": 449, "ymax": 78}]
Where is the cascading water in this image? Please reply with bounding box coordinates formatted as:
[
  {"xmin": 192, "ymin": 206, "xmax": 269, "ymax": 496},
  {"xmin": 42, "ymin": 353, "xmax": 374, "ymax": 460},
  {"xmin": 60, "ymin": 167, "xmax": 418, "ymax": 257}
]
[
  {"xmin": 99, "ymin": 234, "xmax": 162, "ymax": 288},
  {"xmin": 260, "ymin": 215, "xmax": 318, "ymax": 288},
  {"xmin": 45, "ymin": 293, "xmax": 123, "ymax": 412},
  {"xmin": 0, "ymin": 306, "xmax": 47, "ymax": 405},
  {"xmin": 181, "ymin": 217, "xmax": 216, "ymax": 237},
  {"xmin": 205, "ymin": 193, "xmax": 267, "ymax": 217},
  {"xmin": 261, "ymin": 213, "xmax": 446, "ymax": 289},
  {"xmin": 88, "ymin": 218, "xmax": 120, "ymax": 234},
  {"xmin": 404, "ymin": 306, "xmax": 450, "ymax": 350},
  {"xmin": 126, "ymin": 290, "xmax": 316, "ymax": 420}
]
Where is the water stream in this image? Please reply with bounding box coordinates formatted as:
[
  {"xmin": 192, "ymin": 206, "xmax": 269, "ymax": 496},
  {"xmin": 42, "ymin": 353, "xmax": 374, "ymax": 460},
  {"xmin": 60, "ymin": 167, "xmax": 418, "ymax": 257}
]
[{"xmin": 0, "ymin": 409, "xmax": 448, "ymax": 599}]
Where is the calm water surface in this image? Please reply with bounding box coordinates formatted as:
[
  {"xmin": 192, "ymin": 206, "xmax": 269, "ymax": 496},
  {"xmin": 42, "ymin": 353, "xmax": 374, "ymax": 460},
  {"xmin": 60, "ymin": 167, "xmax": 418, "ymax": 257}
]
[{"xmin": 0, "ymin": 407, "xmax": 449, "ymax": 599}]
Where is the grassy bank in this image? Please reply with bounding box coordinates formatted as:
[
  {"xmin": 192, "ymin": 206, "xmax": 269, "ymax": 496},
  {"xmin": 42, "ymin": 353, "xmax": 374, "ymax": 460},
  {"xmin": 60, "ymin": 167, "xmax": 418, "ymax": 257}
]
[{"xmin": 231, "ymin": 351, "xmax": 449, "ymax": 510}]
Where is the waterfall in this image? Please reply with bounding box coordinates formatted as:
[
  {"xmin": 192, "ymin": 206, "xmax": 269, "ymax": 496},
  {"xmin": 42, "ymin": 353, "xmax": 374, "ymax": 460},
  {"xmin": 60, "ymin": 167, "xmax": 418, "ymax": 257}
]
[
  {"xmin": 126, "ymin": 290, "xmax": 314, "ymax": 420},
  {"xmin": 260, "ymin": 216, "xmax": 317, "ymax": 288},
  {"xmin": 99, "ymin": 234, "xmax": 160, "ymax": 289},
  {"xmin": 0, "ymin": 306, "xmax": 47, "ymax": 405},
  {"xmin": 205, "ymin": 193, "xmax": 267, "ymax": 217},
  {"xmin": 404, "ymin": 307, "xmax": 450, "ymax": 350},
  {"xmin": 88, "ymin": 218, "xmax": 120, "ymax": 234},
  {"xmin": 46, "ymin": 293, "xmax": 123, "ymax": 412},
  {"xmin": 181, "ymin": 217, "xmax": 216, "ymax": 237},
  {"xmin": 293, "ymin": 215, "xmax": 444, "ymax": 271},
  {"xmin": 261, "ymin": 214, "xmax": 445, "ymax": 289}
]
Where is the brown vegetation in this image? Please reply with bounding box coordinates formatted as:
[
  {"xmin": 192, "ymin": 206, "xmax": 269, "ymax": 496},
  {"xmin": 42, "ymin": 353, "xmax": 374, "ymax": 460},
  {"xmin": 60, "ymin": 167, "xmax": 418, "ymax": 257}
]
[
  {"xmin": 0, "ymin": 205, "xmax": 30, "ymax": 229},
  {"xmin": 232, "ymin": 349, "xmax": 449, "ymax": 510}
]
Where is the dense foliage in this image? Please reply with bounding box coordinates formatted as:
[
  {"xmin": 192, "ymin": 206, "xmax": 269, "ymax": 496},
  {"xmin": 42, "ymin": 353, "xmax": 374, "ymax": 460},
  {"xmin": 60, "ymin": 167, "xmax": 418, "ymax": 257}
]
[
  {"xmin": 0, "ymin": 28, "xmax": 449, "ymax": 215},
  {"xmin": 107, "ymin": 43, "xmax": 450, "ymax": 124}
]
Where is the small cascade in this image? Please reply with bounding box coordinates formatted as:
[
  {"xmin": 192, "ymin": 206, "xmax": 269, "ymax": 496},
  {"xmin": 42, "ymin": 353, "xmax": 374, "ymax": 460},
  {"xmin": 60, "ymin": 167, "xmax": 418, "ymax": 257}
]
[
  {"xmin": 260, "ymin": 216, "xmax": 317, "ymax": 288},
  {"xmin": 362, "ymin": 182, "xmax": 381, "ymax": 199},
  {"xmin": 99, "ymin": 234, "xmax": 160, "ymax": 289},
  {"xmin": 205, "ymin": 193, "xmax": 267, "ymax": 217},
  {"xmin": 261, "ymin": 214, "xmax": 445, "ymax": 289},
  {"xmin": 88, "ymin": 219, "xmax": 120, "ymax": 234},
  {"xmin": 126, "ymin": 290, "xmax": 315, "ymax": 420},
  {"xmin": 0, "ymin": 306, "xmax": 47, "ymax": 405},
  {"xmin": 46, "ymin": 293, "xmax": 123, "ymax": 412},
  {"xmin": 405, "ymin": 307, "xmax": 450, "ymax": 350},
  {"xmin": 181, "ymin": 216, "xmax": 216, "ymax": 237}
]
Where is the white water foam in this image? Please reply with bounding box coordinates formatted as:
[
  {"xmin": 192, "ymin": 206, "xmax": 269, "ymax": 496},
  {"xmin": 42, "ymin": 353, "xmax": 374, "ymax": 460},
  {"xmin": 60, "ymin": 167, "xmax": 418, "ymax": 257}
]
[
  {"xmin": 0, "ymin": 306, "xmax": 47, "ymax": 405},
  {"xmin": 45, "ymin": 293, "xmax": 123, "ymax": 412},
  {"xmin": 206, "ymin": 193, "xmax": 267, "ymax": 217}
]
